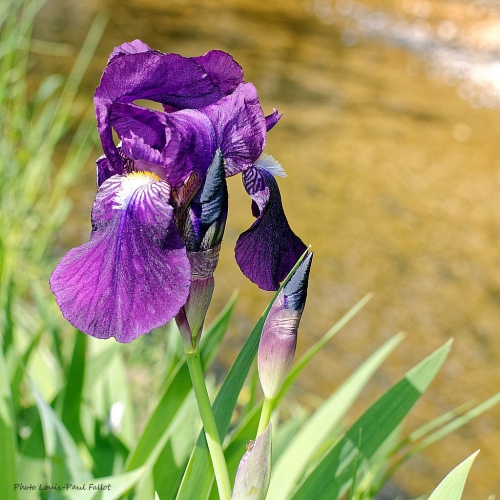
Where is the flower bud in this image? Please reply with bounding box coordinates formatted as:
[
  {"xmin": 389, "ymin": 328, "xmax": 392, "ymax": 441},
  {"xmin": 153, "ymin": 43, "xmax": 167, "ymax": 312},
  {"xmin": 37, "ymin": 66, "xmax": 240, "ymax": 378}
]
[
  {"xmin": 232, "ymin": 423, "xmax": 272, "ymax": 500},
  {"xmin": 176, "ymin": 150, "xmax": 228, "ymax": 347},
  {"xmin": 179, "ymin": 149, "xmax": 228, "ymax": 255},
  {"xmin": 258, "ymin": 252, "xmax": 312, "ymax": 399}
]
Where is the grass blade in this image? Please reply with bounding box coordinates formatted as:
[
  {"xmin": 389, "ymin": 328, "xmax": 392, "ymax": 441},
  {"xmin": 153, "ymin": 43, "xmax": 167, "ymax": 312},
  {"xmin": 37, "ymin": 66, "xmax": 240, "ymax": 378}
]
[
  {"xmin": 0, "ymin": 345, "xmax": 17, "ymax": 500},
  {"xmin": 291, "ymin": 340, "xmax": 452, "ymax": 500},
  {"xmin": 428, "ymin": 450, "xmax": 479, "ymax": 500},
  {"xmin": 268, "ymin": 332, "xmax": 404, "ymax": 500}
]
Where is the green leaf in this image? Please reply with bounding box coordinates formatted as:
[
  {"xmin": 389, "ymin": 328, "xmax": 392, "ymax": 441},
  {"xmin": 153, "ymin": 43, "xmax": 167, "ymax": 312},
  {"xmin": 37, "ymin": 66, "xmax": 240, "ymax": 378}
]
[
  {"xmin": 125, "ymin": 293, "xmax": 236, "ymax": 472},
  {"xmin": 0, "ymin": 345, "xmax": 17, "ymax": 500},
  {"xmin": 290, "ymin": 340, "xmax": 452, "ymax": 500},
  {"xmin": 152, "ymin": 394, "xmax": 198, "ymax": 500},
  {"xmin": 428, "ymin": 451, "xmax": 478, "ymax": 500},
  {"xmin": 65, "ymin": 467, "xmax": 147, "ymax": 500},
  {"xmin": 176, "ymin": 252, "xmax": 310, "ymax": 500},
  {"xmin": 125, "ymin": 362, "xmax": 193, "ymax": 472},
  {"xmin": 200, "ymin": 291, "xmax": 238, "ymax": 370},
  {"xmin": 31, "ymin": 381, "xmax": 92, "ymax": 484},
  {"xmin": 268, "ymin": 332, "xmax": 404, "ymax": 500},
  {"xmin": 61, "ymin": 331, "xmax": 87, "ymax": 442},
  {"xmin": 278, "ymin": 293, "xmax": 373, "ymax": 398}
]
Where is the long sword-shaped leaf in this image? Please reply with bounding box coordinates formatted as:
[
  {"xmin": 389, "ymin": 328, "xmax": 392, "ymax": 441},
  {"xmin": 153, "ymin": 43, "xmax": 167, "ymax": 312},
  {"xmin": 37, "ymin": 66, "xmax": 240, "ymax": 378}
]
[
  {"xmin": 66, "ymin": 466, "xmax": 147, "ymax": 500},
  {"xmin": 268, "ymin": 332, "xmax": 405, "ymax": 500},
  {"xmin": 125, "ymin": 294, "xmax": 237, "ymax": 471},
  {"xmin": 31, "ymin": 382, "xmax": 92, "ymax": 484},
  {"xmin": 176, "ymin": 252, "xmax": 310, "ymax": 500},
  {"xmin": 427, "ymin": 451, "xmax": 479, "ymax": 500},
  {"xmin": 291, "ymin": 340, "xmax": 452, "ymax": 500},
  {"xmin": 0, "ymin": 345, "xmax": 17, "ymax": 500}
]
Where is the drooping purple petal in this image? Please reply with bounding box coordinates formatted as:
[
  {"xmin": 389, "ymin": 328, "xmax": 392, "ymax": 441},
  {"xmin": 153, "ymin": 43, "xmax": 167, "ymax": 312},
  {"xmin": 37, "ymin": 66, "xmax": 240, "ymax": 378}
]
[
  {"xmin": 265, "ymin": 108, "xmax": 283, "ymax": 132},
  {"xmin": 107, "ymin": 39, "xmax": 155, "ymax": 65},
  {"xmin": 95, "ymin": 49, "xmax": 243, "ymax": 170},
  {"xmin": 50, "ymin": 172, "xmax": 191, "ymax": 343},
  {"xmin": 235, "ymin": 166, "xmax": 307, "ymax": 291},
  {"xmin": 201, "ymin": 83, "xmax": 266, "ymax": 177}
]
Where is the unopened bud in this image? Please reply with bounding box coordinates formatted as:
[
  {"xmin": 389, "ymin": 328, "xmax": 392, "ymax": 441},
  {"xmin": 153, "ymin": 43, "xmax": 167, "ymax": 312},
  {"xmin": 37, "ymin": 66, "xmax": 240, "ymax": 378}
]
[
  {"xmin": 258, "ymin": 252, "xmax": 312, "ymax": 399},
  {"xmin": 232, "ymin": 423, "xmax": 272, "ymax": 500}
]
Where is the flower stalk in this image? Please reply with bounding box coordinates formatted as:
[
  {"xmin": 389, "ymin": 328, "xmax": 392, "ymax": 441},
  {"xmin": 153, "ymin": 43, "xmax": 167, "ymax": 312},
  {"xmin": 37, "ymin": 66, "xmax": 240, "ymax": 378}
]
[
  {"xmin": 184, "ymin": 347, "xmax": 232, "ymax": 500},
  {"xmin": 257, "ymin": 396, "xmax": 275, "ymax": 437}
]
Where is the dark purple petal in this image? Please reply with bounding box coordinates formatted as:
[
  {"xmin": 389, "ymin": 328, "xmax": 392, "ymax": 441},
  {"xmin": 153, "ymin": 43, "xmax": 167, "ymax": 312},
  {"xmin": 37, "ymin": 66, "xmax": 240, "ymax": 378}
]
[
  {"xmin": 50, "ymin": 172, "xmax": 191, "ymax": 343},
  {"xmin": 96, "ymin": 153, "xmax": 118, "ymax": 186},
  {"xmin": 265, "ymin": 108, "xmax": 283, "ymax": 131},
  {"xmin": 235, "ymin": 166, "xmax": 307, "ymax": 291},
  {"xmin": 201, "ymin": 83, "xmax": 266, "ymax": 177},
  {"xmin": 95, "ymin": 50, "xmax": 243, "ymax": 169},
  {"xmin": 192, "ymin": 50, "xmax": 244, "ymax": 97},
  {"xmin": 107, "ymin": 39, "xmax": 155, "ymax": 65},
  {"xmin": 106, "ymin": 103, "xmax": 216, "ymax": 187},
  {"xmin": 164, "ymin": 110, "xmax": 216, "ymax": 188},
  {"xmin": 110, "ymin": 103, "xmax": 169, "ymax": 152}
]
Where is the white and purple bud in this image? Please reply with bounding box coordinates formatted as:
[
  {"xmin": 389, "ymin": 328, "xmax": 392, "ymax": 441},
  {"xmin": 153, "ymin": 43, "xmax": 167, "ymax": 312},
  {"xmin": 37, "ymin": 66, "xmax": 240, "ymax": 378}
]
[
  {"xmin": 258, "ymin": 252, "xmax": 313, "ymax": 399},
  {"xmin": 232, "ymin": 423, "xmax": 272, "ymax": 500},
  {"xmin": 176, "ymin": 150, "xmax": 228, "ymax": 347}
]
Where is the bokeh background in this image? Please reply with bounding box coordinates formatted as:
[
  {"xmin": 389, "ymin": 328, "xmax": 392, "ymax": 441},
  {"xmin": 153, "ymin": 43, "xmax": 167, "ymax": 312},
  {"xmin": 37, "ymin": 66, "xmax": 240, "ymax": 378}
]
[{"xmin": 31, "ymin": 0, "xmax": 500, "ymax": 497}]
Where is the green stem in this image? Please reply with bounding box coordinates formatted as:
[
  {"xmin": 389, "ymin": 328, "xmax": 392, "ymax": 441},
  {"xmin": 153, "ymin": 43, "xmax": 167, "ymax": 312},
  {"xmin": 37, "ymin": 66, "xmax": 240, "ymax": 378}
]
[
  {"xmin": 184, "ymin": 347, "xmax": 232, "ymax": 500},
  {"xmin": 257, "ymin": 396, "xmax": 275, "ymax": 437}
]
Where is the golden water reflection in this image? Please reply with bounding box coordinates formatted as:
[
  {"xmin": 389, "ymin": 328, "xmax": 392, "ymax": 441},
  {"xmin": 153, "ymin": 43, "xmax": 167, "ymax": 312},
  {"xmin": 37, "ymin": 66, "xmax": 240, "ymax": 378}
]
[{"xmin": 34, "ymin": 0, "xmax": 500, "ymax": 497}]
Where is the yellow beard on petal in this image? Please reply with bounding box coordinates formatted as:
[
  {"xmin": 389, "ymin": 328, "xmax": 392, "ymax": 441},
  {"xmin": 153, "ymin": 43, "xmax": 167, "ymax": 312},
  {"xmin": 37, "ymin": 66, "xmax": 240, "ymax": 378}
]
[{"xmin": 113, "ymin": 171, "xmax": 163, "ymax": 210}]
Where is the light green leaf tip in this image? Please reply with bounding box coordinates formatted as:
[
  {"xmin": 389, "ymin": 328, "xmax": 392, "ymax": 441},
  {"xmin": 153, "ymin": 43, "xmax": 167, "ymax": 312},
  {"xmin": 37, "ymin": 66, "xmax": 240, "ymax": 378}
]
[{"xmin": 428, "ymin": 450, "xmax": 479, "ymax": 500}]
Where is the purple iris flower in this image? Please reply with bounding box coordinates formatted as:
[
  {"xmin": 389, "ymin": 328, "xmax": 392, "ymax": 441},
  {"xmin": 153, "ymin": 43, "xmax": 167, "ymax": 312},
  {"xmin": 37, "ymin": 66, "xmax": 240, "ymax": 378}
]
[{"xmin": 50, "ymin": 41, "xmax": 305, "ymax": 343}]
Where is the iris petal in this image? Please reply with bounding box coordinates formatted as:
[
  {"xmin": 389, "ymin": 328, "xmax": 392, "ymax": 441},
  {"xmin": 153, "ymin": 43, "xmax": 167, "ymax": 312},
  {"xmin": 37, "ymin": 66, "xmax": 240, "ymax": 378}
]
[
  {"xmin": 95, "ymin": 50, "xmax": 243, "ymax": 170},
  {"xmin": 50, "ymin": 173, "xmax": 191, "ymax": 343},
  {"xmin": 107, "ymin": 39, "xmax": 155, "ymax": 65},
  {"xmin": 235, "ymin": 166, "xmax": 306, "ymax": 291},
  {"xmin": 201, "ymin": 83, "xmax": 266, "ymax": 177},
  {"xmin": 265, "ymin": 108, "xmax": 283, "ymax": 131}
]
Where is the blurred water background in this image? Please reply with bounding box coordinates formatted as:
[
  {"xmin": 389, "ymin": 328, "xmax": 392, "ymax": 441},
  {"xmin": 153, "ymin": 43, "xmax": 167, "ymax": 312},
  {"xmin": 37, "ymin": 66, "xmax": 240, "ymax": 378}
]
[{"xmin": 32, "ymin": 0, "xmax": 500, "ymax": 497}]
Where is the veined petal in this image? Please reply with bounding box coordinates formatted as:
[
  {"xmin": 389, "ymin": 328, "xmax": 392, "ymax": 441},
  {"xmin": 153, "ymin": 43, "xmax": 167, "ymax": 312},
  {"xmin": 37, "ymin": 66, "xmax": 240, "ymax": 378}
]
[
  {"xmin": 95, "ymin": 50, "xmax": 239, "ymax": 170},
  {"xmin": 235, "ymin": 166, "xmax": 306, "ymax": 291},
  {"xmin": 265, "ymin": 108, "xmax": 283, "ymax": 131},
  {"xmin": 164, "ymin": 109, "xmax": 216, "ymax": 188},
  {"xmin": 201, "ymin": 83, "xmax": 266, "ymax": 177},
  {"xmin": 50, "ymin": 172, "xmax": 191, "ymax": 343},
  {"xmin": 192, "ymin": 50, "xmax": 244, "ymax": 97},
  {"xmin": 107, "ymin": 39, "xmax": 155, "ymax": 65}
]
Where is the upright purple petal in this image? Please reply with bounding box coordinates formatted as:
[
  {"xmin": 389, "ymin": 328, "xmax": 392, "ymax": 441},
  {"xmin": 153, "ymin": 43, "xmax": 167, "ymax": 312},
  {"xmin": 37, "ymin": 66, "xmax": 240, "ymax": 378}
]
[
  {"xmin": 265, "ymin": 109, "xmax": 283, "ymax": 132},
  {"xmin": 164, "ymin": 110, "xmax": 216, "ymax": 188},
  {"xmin": 192, "ymin": 50, "xmax": 244, "ymax": 97},
  {"xmin": 235, "ymin": 166, "xmax": 306, "ymax": 291},
  {"xmin": 107, "ymin": 39, "xmax": 155, "ymax": 65},
  {"xmin": 50, "ymin": 172, "xmax": 191, "ymax": 343},
  {"xmin": 95, "ymin": 49, "xmax": 244, "ymax": 170},
  {"xmin": 201, "ymin": 83, "xmax": 266, "ymax": 177}
]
